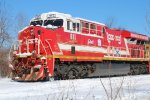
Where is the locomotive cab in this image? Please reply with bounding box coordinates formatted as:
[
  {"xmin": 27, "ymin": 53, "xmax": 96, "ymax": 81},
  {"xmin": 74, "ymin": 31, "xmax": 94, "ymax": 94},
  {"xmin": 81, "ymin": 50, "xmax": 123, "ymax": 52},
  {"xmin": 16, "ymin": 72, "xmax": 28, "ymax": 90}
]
[{"xmin": 30, "ymin": 12, "xmax": 81, "ymax": 33}]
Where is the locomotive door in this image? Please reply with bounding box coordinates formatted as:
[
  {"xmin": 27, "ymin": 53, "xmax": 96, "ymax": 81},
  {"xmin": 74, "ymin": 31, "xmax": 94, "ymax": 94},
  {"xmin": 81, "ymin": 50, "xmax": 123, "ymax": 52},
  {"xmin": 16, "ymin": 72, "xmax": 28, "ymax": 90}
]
[{"xmin": 144, "ymin": 44, "xmax": 150, "ymax": 58}]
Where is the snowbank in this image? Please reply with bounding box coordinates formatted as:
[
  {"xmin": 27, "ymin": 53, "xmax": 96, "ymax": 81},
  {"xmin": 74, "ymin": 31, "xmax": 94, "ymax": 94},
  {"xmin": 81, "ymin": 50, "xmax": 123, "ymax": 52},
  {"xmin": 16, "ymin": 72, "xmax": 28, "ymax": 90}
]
[{"xmin": 0, "ymin": 75, "xmax": 150, "ymax": 100}]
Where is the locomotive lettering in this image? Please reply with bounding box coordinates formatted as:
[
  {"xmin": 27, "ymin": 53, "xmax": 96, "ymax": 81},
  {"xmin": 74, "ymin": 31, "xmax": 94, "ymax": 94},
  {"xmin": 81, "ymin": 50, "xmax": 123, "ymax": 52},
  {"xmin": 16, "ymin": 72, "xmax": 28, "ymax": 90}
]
[{"xmin": 88, "ymin": 39, "xmax": 94, "ymax": 45}]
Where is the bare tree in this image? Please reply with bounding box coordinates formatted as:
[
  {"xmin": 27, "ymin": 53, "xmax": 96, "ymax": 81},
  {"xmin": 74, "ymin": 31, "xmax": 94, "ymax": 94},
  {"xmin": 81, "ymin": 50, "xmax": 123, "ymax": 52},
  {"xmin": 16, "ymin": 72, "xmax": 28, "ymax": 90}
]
[
  {"xmin": 105, "ymin": 17, "xmax": 126, "ymax": 30},
  {"xmin": 105, "ymin": 17, "xmax": 117, "ymax": 28},
  {"xmin": 101, "ymin": 17, "xmax": 126, "ymax": 99},
  {"xmin": 0, "ymin": 0, "xmax": 12, "ymax": 77},
  {"xmin": 0, "ymin": 0, "xmax": 11, "ymax": 48},
  {"xmin": 145, "ymin": 14, "xmax": 150, "ymax": 35},
  {"xmin": 99, "ymin": 62, "xmax": 125, "ymax": 100},
  {"xmin": 0, "ymin": 48, "xmax": 10, "ymax": 77},
  {"xmin": 15, "ymin": 12, "xmax": 28, "ymax": 32}
]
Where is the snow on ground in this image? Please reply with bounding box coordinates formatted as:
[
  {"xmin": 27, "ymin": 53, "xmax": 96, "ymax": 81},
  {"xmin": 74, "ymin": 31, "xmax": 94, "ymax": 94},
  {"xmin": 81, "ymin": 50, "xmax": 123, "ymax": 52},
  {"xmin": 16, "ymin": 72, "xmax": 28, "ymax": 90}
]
[{"xmin": 0, "ymin": 75, "xmax": 150, "ymax": 100}]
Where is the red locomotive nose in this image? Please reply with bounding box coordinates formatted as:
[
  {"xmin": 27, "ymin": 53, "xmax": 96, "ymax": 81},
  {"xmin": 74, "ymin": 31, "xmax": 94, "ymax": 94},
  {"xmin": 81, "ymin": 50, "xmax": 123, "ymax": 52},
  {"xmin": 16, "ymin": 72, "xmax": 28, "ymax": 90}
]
[{"xmin": 11, "ymin": 24, "xmax": 57, "ymax": 81}]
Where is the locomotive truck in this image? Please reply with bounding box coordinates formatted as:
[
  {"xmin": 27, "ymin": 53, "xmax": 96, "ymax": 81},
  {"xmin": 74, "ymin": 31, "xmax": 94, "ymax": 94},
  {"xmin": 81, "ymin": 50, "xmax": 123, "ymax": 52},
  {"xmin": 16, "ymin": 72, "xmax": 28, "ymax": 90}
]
[{"xmin": 9, "ymin": 12, "xmax": 150, "ymax": 81}]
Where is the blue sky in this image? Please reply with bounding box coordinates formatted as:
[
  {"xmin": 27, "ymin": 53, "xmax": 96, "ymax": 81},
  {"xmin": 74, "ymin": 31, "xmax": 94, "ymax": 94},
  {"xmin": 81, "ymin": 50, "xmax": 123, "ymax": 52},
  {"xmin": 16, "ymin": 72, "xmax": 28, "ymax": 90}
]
[{"xmin": 6, "ymin": 0, "xmax": 150, "ymax": 35}]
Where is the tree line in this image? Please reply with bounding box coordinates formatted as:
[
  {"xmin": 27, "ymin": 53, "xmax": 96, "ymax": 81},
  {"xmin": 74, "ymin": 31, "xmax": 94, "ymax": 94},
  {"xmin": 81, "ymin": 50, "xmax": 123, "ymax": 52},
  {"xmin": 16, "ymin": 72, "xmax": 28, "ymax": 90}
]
[{"xmin": 0, "ymin": 0, "xmax": 28, "ymax": 77}]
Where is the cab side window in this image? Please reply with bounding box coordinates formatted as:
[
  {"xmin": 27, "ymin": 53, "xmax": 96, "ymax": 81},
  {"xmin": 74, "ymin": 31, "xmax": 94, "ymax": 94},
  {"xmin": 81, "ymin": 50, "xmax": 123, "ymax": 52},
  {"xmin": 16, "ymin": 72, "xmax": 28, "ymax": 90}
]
[
  {"xmin": 85, "ymin": 23, "xmax": 89, "ymax": 29},
  {"xmin": 72, "ymin": 23, "xmax": 80, "ymax": 32},
  {"xmin": 77, "ymin": 23, "xmax": 80, "ymax": 32},
  {"xmin": 72, "ymin": 23, "xmax": 76, "ymax": 31},
  {"xmin": 91, "ymin": 24, "xmax": 96, "ymax": 30},
  {"xmin": 81, "ymin": 21, "xmax": 89, "ymax": 33},
  {"xmin": 90, "ymin": 23, "xmax": 96, "ymax": 34},
  {"xmin": 66, "ymin": 20, "xmax": 80, "ymax": 32},
  {"xmin": 67, "ymin": 21, "xmax": 70, "ymax": 30}
]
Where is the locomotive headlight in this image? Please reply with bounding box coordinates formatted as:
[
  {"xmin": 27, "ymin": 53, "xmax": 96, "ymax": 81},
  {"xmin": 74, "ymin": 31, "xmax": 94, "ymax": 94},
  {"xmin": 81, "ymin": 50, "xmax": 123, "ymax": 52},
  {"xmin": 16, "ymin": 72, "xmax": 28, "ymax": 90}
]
[
  {"xmin": 32, "ymin": 50, "xmax": 36, "ymax": 54},
  {"xmin": 31, "ymin": 60, "xmax": 35, "ymax": 64}
]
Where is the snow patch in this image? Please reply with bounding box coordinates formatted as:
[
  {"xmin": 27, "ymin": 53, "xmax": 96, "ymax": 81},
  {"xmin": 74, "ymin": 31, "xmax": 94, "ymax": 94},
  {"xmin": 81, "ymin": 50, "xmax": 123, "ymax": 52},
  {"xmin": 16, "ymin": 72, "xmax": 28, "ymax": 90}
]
[{"xmin": 0, "ymin": 75, "xmax": 150, "ymax": 100}]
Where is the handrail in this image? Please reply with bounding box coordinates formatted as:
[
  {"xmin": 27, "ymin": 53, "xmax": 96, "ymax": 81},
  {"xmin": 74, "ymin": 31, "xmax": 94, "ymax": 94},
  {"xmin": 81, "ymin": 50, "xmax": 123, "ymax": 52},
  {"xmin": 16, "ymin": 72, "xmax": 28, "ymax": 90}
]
[
  {"xmin": 45, "ymin": 39, "xmax": 53, "ymax": 55},
  {"xmin": 40, "ymin": 40, "xmax": 48, "ymax": 64},
  {"xmin": 9, "ymin": 40, "xmax": 18, "ymax": 62},
  {"xmin": 45, "ymin": 39, "xmax": 55, "ymax": 74}
]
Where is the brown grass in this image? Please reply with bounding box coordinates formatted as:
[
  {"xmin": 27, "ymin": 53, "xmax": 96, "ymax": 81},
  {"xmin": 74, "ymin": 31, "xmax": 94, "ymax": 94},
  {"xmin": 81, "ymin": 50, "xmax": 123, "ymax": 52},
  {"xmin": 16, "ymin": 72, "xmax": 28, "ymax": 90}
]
[{"xmin": 0, "ymin": 48, "xmax": 10, "ymax": 77}]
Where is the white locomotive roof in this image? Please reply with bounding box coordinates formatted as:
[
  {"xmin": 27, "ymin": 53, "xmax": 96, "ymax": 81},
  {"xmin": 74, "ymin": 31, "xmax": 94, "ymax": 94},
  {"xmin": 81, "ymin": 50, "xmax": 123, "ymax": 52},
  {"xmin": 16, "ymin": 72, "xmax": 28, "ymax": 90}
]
[
  {"xmin": 76, "ymin": 17, "xmax": 105, "ymax": 26},
  {"xmin": 31, "ymin": 12, "xmax": 72, "ymax": 21},
  {"xmin": 31, "ymin": 12, "xmax": 105, "ymax": 26},
  {"xmin": 47, "ymin": 12, "xmax": 72, "ymax": 17}
]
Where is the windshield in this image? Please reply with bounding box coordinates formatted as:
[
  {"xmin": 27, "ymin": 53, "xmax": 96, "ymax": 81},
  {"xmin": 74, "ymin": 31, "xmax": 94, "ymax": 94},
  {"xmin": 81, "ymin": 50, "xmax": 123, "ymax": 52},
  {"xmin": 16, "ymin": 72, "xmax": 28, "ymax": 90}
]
[
  {"xmin": 44, "ymin": 19, "xmax": 63, "ymax": 27},
  {"xmin": 30, "ymin": 20, "xmax": 43, "ymax": 26}
]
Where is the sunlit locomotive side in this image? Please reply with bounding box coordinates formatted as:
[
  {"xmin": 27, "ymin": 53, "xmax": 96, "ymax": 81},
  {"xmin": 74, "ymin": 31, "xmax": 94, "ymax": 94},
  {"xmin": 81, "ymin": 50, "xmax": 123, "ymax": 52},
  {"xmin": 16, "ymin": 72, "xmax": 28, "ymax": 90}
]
[{"xmin": 9, "ymin": 12, "xmax": 150, "ymax": 81}]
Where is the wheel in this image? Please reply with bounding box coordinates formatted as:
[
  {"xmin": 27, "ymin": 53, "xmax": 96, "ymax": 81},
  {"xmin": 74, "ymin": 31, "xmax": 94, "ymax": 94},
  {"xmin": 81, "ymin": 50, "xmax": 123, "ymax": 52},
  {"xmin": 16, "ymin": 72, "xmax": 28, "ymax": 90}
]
[
  {"xmin": 134, "ymin": 64, "xmax": 140, "ymax": 75},
  {"xmin": 43, "ymin": 75, "xmax": 54, "ymax": 81},
  {"xmin": 139, "ymin": 64, "xmax": 148, "ymax": 74},
  {"xmin": 54, "ymin": 64, "xmax": 68, "ymax": 80},
  {"xmin": 67, "ymin": 67, "xmax": 79, "ymax": 79},
  {"xmin": 130, "ymin": 64, "xmax": 139, "ymax": 75},
  {"xmin": 43, "ymin": 68, "xmax": 51, "ymax": 81}
]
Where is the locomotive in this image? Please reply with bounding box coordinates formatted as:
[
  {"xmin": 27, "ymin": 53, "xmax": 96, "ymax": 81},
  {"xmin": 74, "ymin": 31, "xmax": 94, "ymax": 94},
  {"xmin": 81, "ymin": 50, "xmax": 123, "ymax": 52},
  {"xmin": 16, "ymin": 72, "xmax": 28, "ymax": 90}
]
[{"xmin": 9, "ymin": 12, "xmax": 150, "ymax": 81}]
